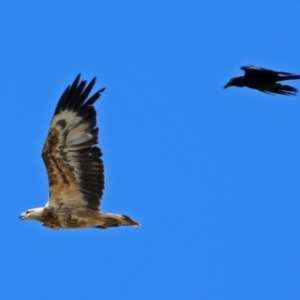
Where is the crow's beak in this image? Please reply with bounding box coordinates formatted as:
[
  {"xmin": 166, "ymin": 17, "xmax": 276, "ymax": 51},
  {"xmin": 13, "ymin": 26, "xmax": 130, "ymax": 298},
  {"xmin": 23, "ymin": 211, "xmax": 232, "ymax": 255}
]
[{"xmin": 224, "ymin": 83, "xmax": 230, "ymax": 89}]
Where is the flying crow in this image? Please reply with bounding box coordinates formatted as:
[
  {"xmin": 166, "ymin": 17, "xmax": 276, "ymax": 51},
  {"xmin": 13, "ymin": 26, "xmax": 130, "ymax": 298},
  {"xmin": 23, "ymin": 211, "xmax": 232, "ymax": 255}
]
[{"xmin": 224, "ymin": 65, "xmax": 300, "ymax": 96}]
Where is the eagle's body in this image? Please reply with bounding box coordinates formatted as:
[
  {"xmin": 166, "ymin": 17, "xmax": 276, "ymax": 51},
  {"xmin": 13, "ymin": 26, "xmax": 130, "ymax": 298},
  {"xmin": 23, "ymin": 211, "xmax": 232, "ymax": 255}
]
[
  {"xmin": 224, "ymin": 65, "xmax": 300, "ymax": 96},
  {"xmin": 26, "ymin": 207, "xmax": 137, "ymax": 230},
  {"xmin": 20, "ymin": 74, "xmax": 139, "ymax": 230}
]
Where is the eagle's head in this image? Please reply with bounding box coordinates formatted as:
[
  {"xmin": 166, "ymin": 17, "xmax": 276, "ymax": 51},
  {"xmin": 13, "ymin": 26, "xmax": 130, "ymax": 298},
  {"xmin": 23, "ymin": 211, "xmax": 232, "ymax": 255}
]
[
  {"xmin": 19, "ymin": 208, "xmax": 44, "ymax": 221},
  {"xmin": 224, "ymin": 76, "xmax": 245, "ymax": 88}
]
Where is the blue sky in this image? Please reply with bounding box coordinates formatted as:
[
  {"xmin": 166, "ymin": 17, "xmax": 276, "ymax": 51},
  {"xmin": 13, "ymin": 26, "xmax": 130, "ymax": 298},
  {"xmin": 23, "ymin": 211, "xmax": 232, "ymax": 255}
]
[{"xmin": 1, "ymin": 1, "xmax": 300, "ymax": 299}]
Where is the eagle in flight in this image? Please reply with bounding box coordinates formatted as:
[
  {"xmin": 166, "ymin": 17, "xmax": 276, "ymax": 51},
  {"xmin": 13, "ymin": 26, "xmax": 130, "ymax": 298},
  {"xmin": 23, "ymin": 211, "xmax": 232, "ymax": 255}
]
[
  {"xmin": 20, "ymin": 74, "xmax": 140, "ymax": 230},
  {"xmin": 224, "ymin": 65, "xmax": 300, "ymax": 96}
]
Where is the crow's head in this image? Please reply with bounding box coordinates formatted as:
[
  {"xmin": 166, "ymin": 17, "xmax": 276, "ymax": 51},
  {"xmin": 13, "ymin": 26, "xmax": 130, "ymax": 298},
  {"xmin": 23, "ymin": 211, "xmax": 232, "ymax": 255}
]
[{"xmin": 224, "ymin": 76, "xmax": 245, "ymax": 88}]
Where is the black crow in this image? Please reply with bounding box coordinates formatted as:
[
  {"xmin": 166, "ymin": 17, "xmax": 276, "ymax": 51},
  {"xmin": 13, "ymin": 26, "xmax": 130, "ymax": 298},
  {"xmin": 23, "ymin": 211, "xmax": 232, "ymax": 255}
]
[{"xmin": 224, "ymin": 65, "xmax": 300, "ymax": 96}]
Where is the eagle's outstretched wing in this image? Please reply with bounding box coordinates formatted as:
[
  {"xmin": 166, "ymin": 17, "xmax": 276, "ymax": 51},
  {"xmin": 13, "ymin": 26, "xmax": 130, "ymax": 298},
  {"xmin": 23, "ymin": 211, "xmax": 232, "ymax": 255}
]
[{"xmin": 42, "ymin": 74, "xmax": 105, "ymax": 210}]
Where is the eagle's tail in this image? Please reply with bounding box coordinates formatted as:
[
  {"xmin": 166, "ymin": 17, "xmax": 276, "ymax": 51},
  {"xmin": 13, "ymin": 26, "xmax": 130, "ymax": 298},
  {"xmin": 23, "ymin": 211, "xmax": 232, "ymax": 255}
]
[{"xmin": 94, "ymin": 213, "xmax": 140, "ymax": 229}]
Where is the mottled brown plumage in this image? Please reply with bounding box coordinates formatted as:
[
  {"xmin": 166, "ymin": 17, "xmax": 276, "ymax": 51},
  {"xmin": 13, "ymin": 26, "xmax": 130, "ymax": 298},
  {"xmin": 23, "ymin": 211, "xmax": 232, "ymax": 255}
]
[{"xmin": 20, "ymin": 74, "xmax": 140, "ymax": 230}]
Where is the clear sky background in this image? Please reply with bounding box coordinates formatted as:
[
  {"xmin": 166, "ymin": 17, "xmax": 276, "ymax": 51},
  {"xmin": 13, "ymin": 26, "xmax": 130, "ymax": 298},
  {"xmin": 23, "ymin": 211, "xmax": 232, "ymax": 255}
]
[{"xmin": 1, "ymin": 1, "xmax": 300, "ymax": 299}]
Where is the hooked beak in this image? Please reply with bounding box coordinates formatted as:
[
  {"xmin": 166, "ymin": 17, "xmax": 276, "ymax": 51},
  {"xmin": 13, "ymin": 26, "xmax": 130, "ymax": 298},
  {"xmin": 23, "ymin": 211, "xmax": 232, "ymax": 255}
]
[{"xmin": 19, "ymin": 213, "xmax": 25, "ymax": 220}]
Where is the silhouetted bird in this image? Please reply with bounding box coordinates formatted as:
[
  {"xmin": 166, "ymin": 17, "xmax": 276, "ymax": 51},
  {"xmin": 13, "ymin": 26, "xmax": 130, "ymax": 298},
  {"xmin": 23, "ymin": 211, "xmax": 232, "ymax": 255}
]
[{"xmin": 224, "ymin": 65, "xmax": 300, "ymax": 96}]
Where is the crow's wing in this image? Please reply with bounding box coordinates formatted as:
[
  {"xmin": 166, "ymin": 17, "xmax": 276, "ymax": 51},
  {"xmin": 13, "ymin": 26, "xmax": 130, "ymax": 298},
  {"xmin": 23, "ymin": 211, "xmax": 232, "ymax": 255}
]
[
  {"xmin": 241, "ymin": 65, "xmax": 296, "ymax": 77},
  {"xmin": 259, "ymin": 83, "xmax": 298, "ymax": 96}
]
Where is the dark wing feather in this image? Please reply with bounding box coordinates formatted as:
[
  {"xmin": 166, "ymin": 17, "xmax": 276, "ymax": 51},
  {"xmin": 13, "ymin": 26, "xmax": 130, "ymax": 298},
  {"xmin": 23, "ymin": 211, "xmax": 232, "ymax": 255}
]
[
  {"xmin": 241, "ymin": 65, "xmax": 275, "ymax": 72},
  {"xmin": 261, "ymin": 83, "xmax": 298, "ymax": 96},
  {"xmin": 241, "ymin": 65, "xmax": 299, "ymax": 78},
  {"xmin": 241, "ymin": 65, "xmax": 278, "ymax": 77},
  {"xmin": 42, "ymin": 74, "xmax": 105, "ymax": 210}
]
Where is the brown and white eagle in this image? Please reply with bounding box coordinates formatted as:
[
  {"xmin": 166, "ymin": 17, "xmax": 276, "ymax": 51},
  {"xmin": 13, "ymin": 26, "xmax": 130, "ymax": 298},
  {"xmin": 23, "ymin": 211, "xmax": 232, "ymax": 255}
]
[{"xmin": 20, "ymin": 74, "xmax": 140, "ymax": 230}]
